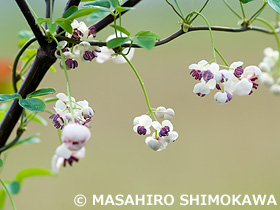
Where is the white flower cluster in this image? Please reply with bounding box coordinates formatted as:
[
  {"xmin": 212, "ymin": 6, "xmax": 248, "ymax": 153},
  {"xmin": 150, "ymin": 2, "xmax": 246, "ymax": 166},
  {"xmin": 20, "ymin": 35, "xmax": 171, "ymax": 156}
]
[
  {"xmin": 133, "ymin": 106, "xmax": 178, "ymax": 151},
  {"xmin": 56, "ymin": 20, "xmax": 134, "ymax": 69},
  {"xmin": 189, "ymin": 60, "xmax": 262, "ymax": 104},
  {"xmin": 49, "ymin": 93, "xmax": 94, "ymax": 129},
  {"xmin": 50, "ymin": 93, "xmax": 94, "ymax": 173},
  {"xmin": 258, "ymin": 47, "xmax": 280, "ymax": 95}
]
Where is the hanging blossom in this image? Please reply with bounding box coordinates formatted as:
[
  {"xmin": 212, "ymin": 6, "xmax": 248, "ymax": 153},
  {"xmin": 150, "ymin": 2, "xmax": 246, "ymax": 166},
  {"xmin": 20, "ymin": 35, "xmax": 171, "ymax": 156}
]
[
  {"xmin": 51, "ymin": 123, "xmax": 91, "ymax": 173},
  {"xmin": 133, "ymin": 106, "xmax": 178, "ymax": 151},
  {"xmin": 50, "ymin": 93, "xmax": 94, "ymax": 173},
  {"xmin": 55, "ymin": 20, "xmax": 100, "ymax": 70},
  {"xmin": 49, "ymin": 93, "xmax": 95, "ymax": 129},
  {"xmin": 258, "ymin": 47, "xmax": 280, "ymax": 95},
  {"xmin": 189, "ymin": 60, "xmax": 262, "ymax": 104},
  {"xmin": 96, "ymin": 32, "xmax": 135, "ymax": 64}
]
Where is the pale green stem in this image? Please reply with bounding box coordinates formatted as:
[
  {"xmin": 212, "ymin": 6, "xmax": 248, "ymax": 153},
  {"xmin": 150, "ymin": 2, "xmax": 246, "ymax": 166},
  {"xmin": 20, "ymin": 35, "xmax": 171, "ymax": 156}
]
[
  {"xmin": 240, "ymin": 2, "xmax": 246, "ymax": 20},
  {"xmin": 120, "ymin": 53, "xmax": 157, "ymax": 121},
  {"xmin": 248, "ymin": 2, "xmax": 267, "ymax": 24},
  {"xmin": 174, "ymin": 0, "xmax": 184, "ymax": 18},
  {"xmin": 165, "ymin": 0, "xmax": 185, "ymax": 22},
  {"xmin": 189, "ymin": 0, "xmax": 210, "ymax": 24},
  {"xmin": 194, "ymin": 11, "xmax": 216, "ymax": 62},
  {"xmin": 0, "ymin": 179, "xmax": 17, "ymax": 210},
  {"xmin": 52, "ymin": 36, "xmax": 75, "ymax": 122},
  {"xmin": 222, "ymin": 0, "xmax": 242, "ymax": 19},
  {"xmin": 256, "ymin": 17, "xmax": 280, "ymax": 74},
  {"xmin": 215, "ymin": 48, "xmax": 229, "ymax": 67},
  {"xmin": 50, "ymin": 0, "xmax": 53, "ymax": 23},
  {"xmin": 26, "ymin": 0, "xmax": 38, "ymax": 19}
]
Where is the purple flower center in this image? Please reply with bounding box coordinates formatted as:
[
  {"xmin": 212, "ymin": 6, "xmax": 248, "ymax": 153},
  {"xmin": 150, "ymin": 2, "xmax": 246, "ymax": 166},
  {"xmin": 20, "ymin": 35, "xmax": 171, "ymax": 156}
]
[
  {"xmin": 88, "ymin": 25, "xmax": 96, "ymax": 38},
  {"xmin": 65, "ymin": 59, "xmax": 78, "ymax": 69},
  {"xmin": 56, "ymin": 48, "xmax": 69, "ymax": 57},
  {"xmin": 159, "ymin": 126, "xmax": 170, "ymax": 137},
  {"xmin": 71, "ymin": 28, "xmax": 83, "ymax": 41},
  {"xmin": 63, "ymin": 156, "xmax": 79, "ymax": 167},
  {"xmin": 216, "ymin": 83, "xmax": 221, "ymax": 90},
  {"xmin": 137, "ymin": 126, "xmax": 147, "ymax": 135},
  {"xmin": 49, "ymin": 114, "xmax": 64, "ymax": 129},
  {"xmin": 234, "ymin": 66, "xmax": 243, "ymax": 78},
  {"xmin": 226, "ymin": 93, "xmax": 232, "ymax": 103},
  {"xmin": 196, "ymin": 93, "xmax": 206, "ymax": 97},
  {"xmin": 83, "ymin": 51, "xmax": 97, "ymax": 61},
  {"xmin": 190, "ymin": 70, "xmax": 202, "ymax": 80},
  {"xmin": 202, "ymin": 70, "xmax": 214, "ymax": 82}
]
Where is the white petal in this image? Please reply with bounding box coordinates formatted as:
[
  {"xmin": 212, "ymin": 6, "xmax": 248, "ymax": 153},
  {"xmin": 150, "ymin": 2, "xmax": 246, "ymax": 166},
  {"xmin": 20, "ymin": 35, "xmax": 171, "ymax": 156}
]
[
  {"xmin": 73, "ymin": 147, "xmax": 86, "ymax": 159},
  {"xmin": 214, "ymin": 92, "xmax": 227, "ymax": 104},
  {"xmin": 56, "ymin": 144, "xmax": 72, "ymax": 159},
  {"xmin": 112, "ymin": 48, "xmax": 135, "ymax": 64},
  {"xmin": 208, "ymin": 62, "xmax": 219, "ymax": 73},
  {"xmin": 229, "ymin": 61, "xmax": 243, "ymax": 70},
  {"xmin": 56, "ymin": 93, "xmax": 67, "ymax": 101},
  {"xmin": 263, "ymin": 57, "xmax": 276, "ymax": 67},
  {"xmin": 96, "ymin": 47, "xmax": 113, "ymax": 63},
  {"xmin": 55, "ymin": 100, "xmax": 67, "ymax": 111},
  {"xmin": 78, "ymin": 100, "xmax": 89, "ymax": 108},
  {"xmin": 133, "ymin": 116, "xmax": 140, "ymax": 126},
  {"xmin": 145, "ymin": 137, "xmax": 160, "ymax": 151},
  {"xmin": 164, "ymin": 108, "xmax": 175, "ymax": 120},
  {"xmin": 243, "ymin": 66, "xmax": 262, "ymax": 78},
  {"xmin": 155, "ymin": 106, "xmax": 166, "ymax": 118},
  {"xmin": 270, "ymin": 84, "xmax": 280, "ymax": 95},
  {"xmin": 258, "ymin": 62, "xmax": 271, "ymax": 72},
  {"xmin": 151, "ymin": 121, "xmax": 161, "ymax": 131},
  {"xmin": 158, "ymin": 139, "xmax": 168, "ymax": 151},
  {"xmin": 133, "ymin": 125, "xmax": 139, "ymax": 133},
  {"xmin": 167, "ymin": 131, "xmax": 179, "ymax": 143},
  {"xmin": 259, "ymin": 73, "xmax": 274, "ymax": 86},
  {"xmin": 51, "ymin": 155, "xmax": 64, "ymax": 174},
  {"xmin": 139, "ymin": 115, "xmax": 152, "ymax": 127},
  {"xmin": 193, "ymin": 83, "xmax": 210, "ymax": 95},
  {"xmin": 232, "ymin": 78, "xmax": 253, "ymax": 96},
  {"xmin": 206, "ymin": 79, "xmax": 216, "ymax": 89}
]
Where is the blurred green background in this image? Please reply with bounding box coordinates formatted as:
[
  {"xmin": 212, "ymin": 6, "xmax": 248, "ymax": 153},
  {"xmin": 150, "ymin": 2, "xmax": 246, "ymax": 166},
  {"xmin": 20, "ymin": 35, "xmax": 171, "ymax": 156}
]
[{"xmin": 1, "ymin": 0, "xmax": 280, "ymax": 209}]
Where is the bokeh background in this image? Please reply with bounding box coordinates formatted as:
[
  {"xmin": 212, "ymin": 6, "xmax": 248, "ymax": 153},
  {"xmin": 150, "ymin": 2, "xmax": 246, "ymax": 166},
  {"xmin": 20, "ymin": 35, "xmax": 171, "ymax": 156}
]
[{"xmin": 1, "ymin": 0, "xmax": 280, "ymax": 209}]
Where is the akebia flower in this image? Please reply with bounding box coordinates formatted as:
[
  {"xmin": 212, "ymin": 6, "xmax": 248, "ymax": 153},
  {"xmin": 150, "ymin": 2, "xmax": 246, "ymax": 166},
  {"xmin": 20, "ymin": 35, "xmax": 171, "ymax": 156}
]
[
  {"xmin": 73, "ymin": 41, "xmax": 100, "ymax": 62},
  {"xmin": 51, "ymin": 144, "xmax": 86, "ymax": 173},
  {"xmin": 61, "ymin": 123, "xmax": 91, "ymax": 151},
  {"xmin": 155, "ymin": 106, "xmax": 175, "ymax": 120},
  {"xmin": 189, "ymin": 60, "xmax": 262, "ymax": 103},
  {"xmin": 133, "ymin": 115, "xmax": 152, "ymax": 135}
]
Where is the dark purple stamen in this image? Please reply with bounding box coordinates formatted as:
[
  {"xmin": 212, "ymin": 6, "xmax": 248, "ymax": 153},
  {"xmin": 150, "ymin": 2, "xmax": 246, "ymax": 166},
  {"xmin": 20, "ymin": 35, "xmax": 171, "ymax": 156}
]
[
  {"xmin": 250, "ymin": 77, "xmax": 258, "ymax": 82},
  {"xmin": 56, "ymin": 48, "xmax": 69, "ymax": 56},
  {"xmin": 65, "ymin": 59, "xmax": 78, "ymax": 69},
  {"xmin": 71, "ymin": 28, "xmax": 83, "ymax": 41},
  {"xmin": 220, "ymin": 74, "xmax": 227, "ymax": 83},
  {"xmin": 137, "ymin": 126, "xmax": 147, "ymax": 135},
  {"xmin": 202, "ymin": 70, "xmax": 214, "ymax": 82},
  {"xmin": 252, "ymin": 82, "xmax": 258, "ymax": 89},
  {"xmin": 196, "ymin": 93, "xmax": 206, "ymax": 97},
  {"xmin": 234, "ymin": 66, "xmax": 243, "ymax": 78},
  {"xmin": 88, "ymin": 25, "xmax": 96, "ymax": 38},
  {"xmin": 159, "ymin": 126, "xmax": 170, "ymax": 137},
  {"xmin": 216, "ymin": 83, "xmax": 221, "ymax": 90},
  {"xmin": 63, "ymin": 156, "xmax": 79, "ymax": 167},
  {"xmin": 190, "ymin": 70, "xmax": 202, "ymax": 80},
  {"xmin": 83, "ymin": 51, "xmax": 97, "ymax": 61},
  {"xmin": 49, "ymin": 114, "xmax": 64, "ymax": 129}
]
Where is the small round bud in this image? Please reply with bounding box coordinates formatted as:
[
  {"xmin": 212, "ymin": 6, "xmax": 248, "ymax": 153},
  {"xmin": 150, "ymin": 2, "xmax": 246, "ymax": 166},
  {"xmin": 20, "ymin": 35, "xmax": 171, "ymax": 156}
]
[
  {"xmin": 164, "ymin": 108, "xmax": 175, "ymax": 120},
  {"xmin": 155, "ymin": 106, "xmax": 166, "ymax": 118}
]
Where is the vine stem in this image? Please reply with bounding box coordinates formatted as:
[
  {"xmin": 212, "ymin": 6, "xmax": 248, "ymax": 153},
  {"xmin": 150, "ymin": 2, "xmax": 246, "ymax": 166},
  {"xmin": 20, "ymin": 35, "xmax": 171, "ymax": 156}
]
[
  {"xmin": 240, "ymin": 1, "xmax": 246, "ymax": 20},
  {"xmin": 189, "ymin": 0, "xmax": 210, "ymax": 24},
  {"xmin": 165, "ymin": 0, "xmax": 185, "ymax": 22},
  {"xmin": 215, "ymin": 48, "xmax": 229, "ymax": 67},
  {"xmin": 121, "ymin": 53, "xmax": 157, "ymax": 121},
  {"xmin": 0, "ymin": 178, "xmax": 17, "ymax": 210},
  {"xmin": 194, "ymin": 11, "xmax": 216, "ymax": 62},
  {"xmin": 52, "ymin": 36, "xmax": 75, "ymax": 122},
  {"xmin": 222, "ymin": 0, "xmax": 242, "ymax": 19},
  {"xmin": 248, "ymin": 1, "xmax": 267, "ymax": 23},
  {"xmin": 256, "ymin": 17, "xmax": 280, "ymax": 75}
]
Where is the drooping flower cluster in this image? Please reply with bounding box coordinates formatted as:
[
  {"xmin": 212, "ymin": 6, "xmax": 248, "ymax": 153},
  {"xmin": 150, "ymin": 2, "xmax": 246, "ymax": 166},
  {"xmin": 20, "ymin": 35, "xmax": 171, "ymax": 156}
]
[
  {"xmin": 133, "ymin": 106, "xmax": 178, "ymax": 151},
  {"xmin": 55, "ymin": 20, "xmax": 134, "ymax": 69},
  {"xmin": 189, "ymin": 60, "xmax": 262, "ymax": 104},
  {"xmin": 50, "ymin": 93, "xmax": 94, "ymax": 173},
  {"xmin": 258, "ymin": 47, "xmax": 280, "ymax": 95},
  {"xmin": 49, "ymin": 93, "xmax": 94, "ymax": 129},
  {"xmin": 55, "ymin": 20, "xmax": 100, "ymax": 69}
]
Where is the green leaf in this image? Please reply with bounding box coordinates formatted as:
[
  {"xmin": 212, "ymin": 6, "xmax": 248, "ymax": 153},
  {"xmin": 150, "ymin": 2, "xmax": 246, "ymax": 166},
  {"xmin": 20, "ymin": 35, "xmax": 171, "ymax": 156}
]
[
  {"xmin": 27, "ymin": 88, "xmax": 56, "ymax": 98},
  {"xmin": 115, "ymin": 6, "xmax": 134, "ymax": 13},
  {"xmin": 63, "ymin": 6, "xmax": 78, "ymax": 18},
  {"xmin": 66, "ymin": 8, "xmax": 100, "ymax": 20},
  {"xmin": 13, "ymin": 134, "xmax": 41, "ymax": 147},
  {"xmin": 15, "ymin": 168, "xmax": 54, "ymax": 184},
  {"xmin": 35, "ymin": 17, "xmax": 50, "ymax": 25},
  {"xmin": 135, "ymin": 31, "xmax": 160, "ymax": 39},
  {"xmin": 131, "ymin": 36, "xmax": 156, "ymax": 50},
  {"xmin": 268, "ymin": 0, "xmax": 280, "ymax": 13},
  {"xmin": 20, "ymin": 49, "xmax": 37, "ymax": 62},
  {"xmin": 49, "ymin": 65, "xmax": 56, "ymax": 72},
  {"xmin": 107, "ymin": 37, "xmax": 130, "ymax": 48},
  {"xmin": 84, "ymin": 0, "xmax": 111, "ymax": 9},
  {"xmin": 0, "ymin": 94, "xmax": 21, "ymax": 103},
  {"xmin": 240, "ymin": 0, "xmax": 254, "ymax": 3},
  {"xmin": 6, "ymin": 181, "xmax": 20, "ymax": 195},
  {"xmin": 19, "ymin": 98, "xmax": 46, "ymax": 112},
  {"xmin": 87, "ymin": 10, "xmax": 110, "ymax": 22},
  {"xmin": 44, "ymin": 97, "xmax": 58, "ymax": 103},
  {"xmin": 110, "ymin": 24, "xmax": 130, "ymax": 36},
  {"xmin": 0, "ymin": 189, "xmax": 6, "ymax": 209},
  {"xmin": 0, "ymin": 159, "xmax": 3, "ymax": 167},
  {"xmin": 56, "ymin": 21, "xmax": 73, "ymax": 34},
  {"xmin": 18, "ymin": 30, "xmax": 33, "ymax": 40},
  {"xmin": 47, "ymin": 22, "xmax": 57, "ymax": 34},
  {"xmin": 109, "ymin": 0, "xmax": 120, "ymax": 8}
]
